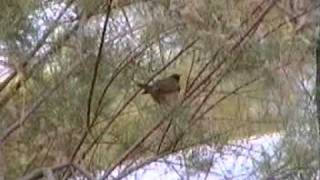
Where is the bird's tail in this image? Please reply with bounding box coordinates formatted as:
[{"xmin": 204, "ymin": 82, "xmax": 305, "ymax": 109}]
[{"xmin": 136, "ymin": 83, "xmax": 150, "ymax": 94}]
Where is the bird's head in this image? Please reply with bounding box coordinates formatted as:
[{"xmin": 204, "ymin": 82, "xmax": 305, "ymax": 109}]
[{"xmin": 170, "ymin": 73, "xmax": 180, "ymax": 82}]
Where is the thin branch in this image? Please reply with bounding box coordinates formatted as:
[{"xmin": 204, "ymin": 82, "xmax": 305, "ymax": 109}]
[
  {"xmin": 185, "ymin": 48, "xmax": 222, "ymax": 99},
  {"xmin": 228, "ymin": 0, "xmax": 268, "ymax": 41},
  {"xmin": 0, "ymin": 61, "xmax": 81, "ymax": 145},
  {"xmin": 69, "ymin": 33, "xmax": 196, "ymax": 165},
  {"xmin": 230, "ymin": 0, "xmax": 278, "ymax": 52},
  {"xmin": 185, "ymin": 0, "xmax": 274, "ymax": 97},
  {"xmin": 92, "ymin": 45, "xmax": 148, "ymax": 128},
  {"xmin": 157, "ymin": 118, "xmax": 173, "ymax": 154},
  {"xmin": 70, "ymin": 163, "xmax": 94, "ymax": 180},
  {"xmin": 171, "ymin": 77, "xmax": 260, "ymax": 152},
  {"xmin": 70, "ymin": 43, "xmax": 149, "ymax": 163},
  {"xmin": 100, "ymin": 115, "xmax": 166, "ymax": 179},
  {"xmin": 171, "ymin": 54, "xmax": 294, "ymax": 150},
  {"xmin": 260, "ymin": 2, "xmax": 320, "ymax": 41},
  {"xmin": 188, "ymin": 57, "xmax": 239, "ymax": 123},
  {"xmin": 121, "ymin": 8, "xmax": 134, "ymax": 37},
  {"xmin": 0, "ymin": 20, "xmax": 81, "ymax": 110},
  {"xmin": 86, "ymin": 0, "xmax": 113, "ymax": 130},
  {"xmin": 94, "ymin": 39, "xmax": 198, "ymax": 179},
  {"xmin": 184, "ymin": 0, "xmax": 277, "ymax": 117},
  {"xmin": 184, "ymin": 50, "xmax": 196, "ymax": 95},
  {"xmin": 114, "ymin": 127, "xmax": 236, "ymax": 180},
  {"xmin": 195, "ymin": 77, "xmax": 260, "ymax": 123},
  {"xmin": 113, "ymin": 151, "xmax": 173, "ymax": 180},
  {"xmin": 0, "ymin": 0, "xmax": 75, "ymax": 93}
]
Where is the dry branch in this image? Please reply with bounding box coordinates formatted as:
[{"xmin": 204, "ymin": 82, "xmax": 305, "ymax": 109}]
[
  {"xmin": 0, "ymin": 60, "xmax": 81, "ymax": 145},
  {"xmin": 86, "ymin": 0, "xmax": 113, "ymax": 133},
  {"xmin": 0, "ymin": 0, "xmax": 75, "ymax": 93}
]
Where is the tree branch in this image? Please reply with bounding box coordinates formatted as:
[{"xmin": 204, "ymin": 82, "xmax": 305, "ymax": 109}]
[{"xmin": 86, "ymin": 0, "xmax": 113, "ymax": 130}]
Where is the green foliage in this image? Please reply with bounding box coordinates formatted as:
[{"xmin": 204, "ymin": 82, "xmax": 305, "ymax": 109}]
[
  {"xmin": 79, "ymin": 0, "xmax": 106, "ymax": 17},
  {"xmin": 0, "ymin": 0, "xmax": 317, "ymax": 179},
  {"xmin": 0, "ymin": 0, "xmax": 37, "ymax": 41}
]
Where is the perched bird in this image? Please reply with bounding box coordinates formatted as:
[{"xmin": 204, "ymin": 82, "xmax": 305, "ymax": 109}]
[{"xmin": 137, "ymin": 74, "xmax": 181, "ymax": 105}]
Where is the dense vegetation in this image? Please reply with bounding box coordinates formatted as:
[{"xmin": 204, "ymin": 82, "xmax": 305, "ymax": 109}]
[{"xmin": 0, "ymin": 0, "xmax": 319, "ymax": 179}]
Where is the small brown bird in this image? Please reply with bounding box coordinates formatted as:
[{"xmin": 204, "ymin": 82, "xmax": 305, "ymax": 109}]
[{"xmin": 137, "ymin": 74, "xmax": 181, "ymax": 105}]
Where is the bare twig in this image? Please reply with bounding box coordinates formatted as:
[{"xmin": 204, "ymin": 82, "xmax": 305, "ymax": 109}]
[
  {"xmin": 70, "ymin": 43, "xmax": 149, "ymax": 163},
  {"xmin": 93, "ymin": 39, "xmax": 197, "ymax": 140},
  {"xmin": 96, "ymin": 39, "xmax": 198, "ymax": 179},
  {"xmin": 230, "ymin": 0, "xmax": 278, "ymax": 51},
  {"xmin": 157, "ymin": 118, "xmax": 173, "ymax": 154},
  {"xmin": 69, "ymin": 37, "xmax": 197, "ymax": 166},
  {"xmin": 228, "ymin": 0, "xmax": 268, "ymax": 40},
  {"xmin": 0, "ymin": 61, "xmax": 81, "ymax": 145},
  {"xmin": 185, "ymin": 48, "xmax": 222, "ymax": 99},
  {"xmin": 184, "ymin": 50, "xmax": 196, "ymax": 95},
  {"xmin": 171, "ymin": 77, "xmax": 260, "ymax": 151},
  {"xmin": 195, "ymin": 77, "xmax": 260, "ymax": 123},
  {"xmin": 101, "ymin": 115, "xmax": 167, "ymax": 179},
  {"xmin": 260, "ymin": 3, "xmax": 320, "ymax": 41},
  {"xmin": 0, "ymin": 21, "xmax": 81, "ymax": 110},
  {"xmin": 86, "ymin": 0, "xmax": 113, "ymax": 130},
  {"xmin": 91, "ymin": 45, "xmax": 148, "ymax": 128},
  {"xmin": 185, "ymin": 0, "xmax": 276, "ymax": 98},
  {"xmin": 0, "ymin": 0, "xmax": 75, "ymax": 93},
  {"xmin": 188, "ymin": 56, "xmax": 239, "ymax": 124}
]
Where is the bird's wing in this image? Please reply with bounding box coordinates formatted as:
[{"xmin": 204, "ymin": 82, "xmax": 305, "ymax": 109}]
[{"xmin": 153, "ymin": 78, "xmax": 180, "ymax": 94}]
